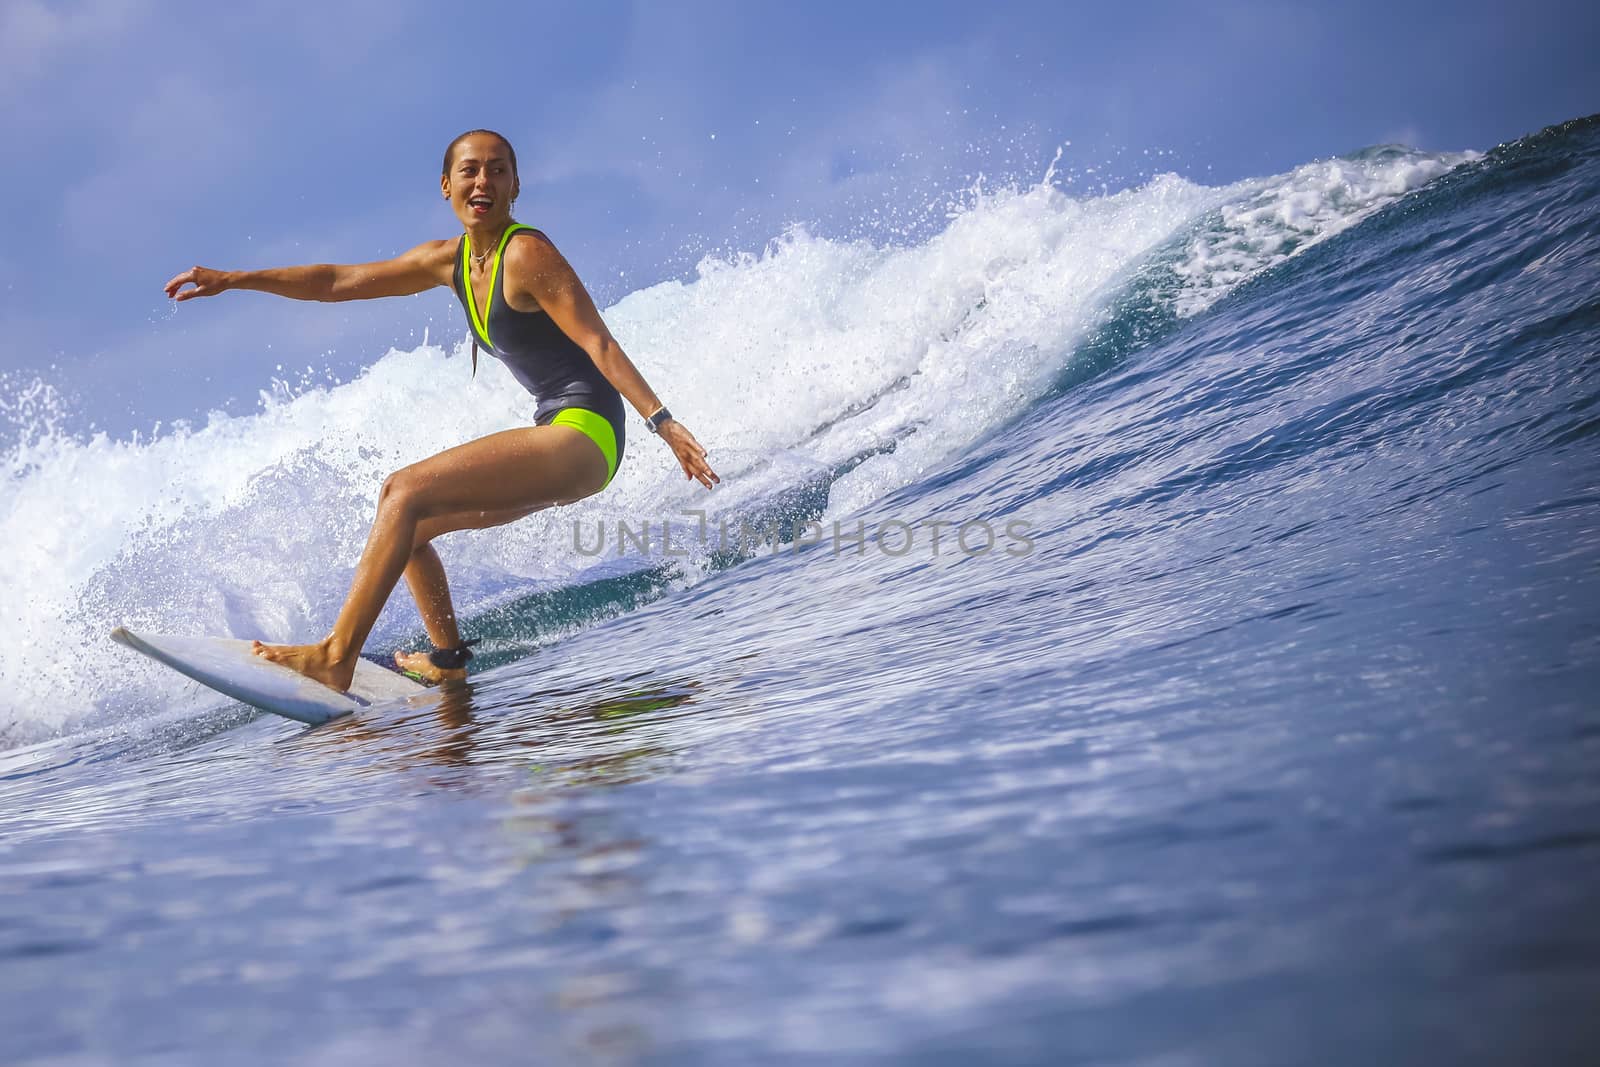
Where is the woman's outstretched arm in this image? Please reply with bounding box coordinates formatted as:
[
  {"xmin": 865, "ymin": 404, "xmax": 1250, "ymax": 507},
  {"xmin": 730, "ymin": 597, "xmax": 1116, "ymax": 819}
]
[{"xmin": 164, "ymin": 239, "xmax": 455, "ymax": 303}]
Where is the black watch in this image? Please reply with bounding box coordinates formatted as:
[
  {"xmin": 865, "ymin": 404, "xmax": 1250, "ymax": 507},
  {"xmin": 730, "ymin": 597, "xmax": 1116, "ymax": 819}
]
[{"xmin": 646, "ymin": 407, "xmax": 673, "ymax": 434}]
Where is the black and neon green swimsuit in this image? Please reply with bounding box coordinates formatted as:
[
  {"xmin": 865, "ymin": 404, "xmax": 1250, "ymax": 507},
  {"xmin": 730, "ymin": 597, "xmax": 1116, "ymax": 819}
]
[{"xmin": 452, "ymin": 224, "xmax": 624, "ymax": 487}]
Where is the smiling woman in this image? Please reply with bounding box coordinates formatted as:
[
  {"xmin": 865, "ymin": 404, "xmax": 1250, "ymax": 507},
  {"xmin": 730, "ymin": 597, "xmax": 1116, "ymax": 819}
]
[{"xmin": 162, "ymin": 129, "xmax": 720, "ymax": 691}]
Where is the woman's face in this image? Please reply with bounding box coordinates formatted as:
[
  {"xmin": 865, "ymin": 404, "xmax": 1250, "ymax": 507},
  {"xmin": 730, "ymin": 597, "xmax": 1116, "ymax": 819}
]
[{"xmin": 442, "ymin": 134, "xmax": 519, "ymax": 229}]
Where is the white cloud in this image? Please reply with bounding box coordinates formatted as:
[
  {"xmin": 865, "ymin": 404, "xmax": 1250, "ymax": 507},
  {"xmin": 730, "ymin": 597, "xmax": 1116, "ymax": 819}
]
[
  {"xmin": 0, "ymin": 0, "xmax": 141, "ymax": 103},
  {"xmin": 513, "ymin": 18, "xmax": 1005, "ymax": 255},
  {"xmin": 62, "ymin": 71, "xmax": 255, "ymax": 250}
]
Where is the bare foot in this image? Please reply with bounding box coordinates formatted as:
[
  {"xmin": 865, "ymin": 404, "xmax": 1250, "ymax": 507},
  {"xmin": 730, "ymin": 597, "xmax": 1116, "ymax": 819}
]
[
  {"xmin": 393, "ymin": 650, "xmax": 468, "ymax": 686},
  {"xmin": 252, "ymin": 638, "xmax": 356, "ymax": 692}
]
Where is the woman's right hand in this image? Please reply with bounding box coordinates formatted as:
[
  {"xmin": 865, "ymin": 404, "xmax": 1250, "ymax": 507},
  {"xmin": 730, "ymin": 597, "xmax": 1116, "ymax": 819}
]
[
  {"xmin": 163, "ymin": 266, "xmax": 233, "ymax": 301},
  {"xmin": 661, "ymin": 419, "xmax": 721, "ymax": 490}
]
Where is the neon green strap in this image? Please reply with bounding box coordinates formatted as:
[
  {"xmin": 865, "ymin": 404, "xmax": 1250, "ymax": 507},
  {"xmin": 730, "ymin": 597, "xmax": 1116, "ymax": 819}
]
[{"xmin": 461, "ymin": 223, "xmax": 532, "ymax": 351}]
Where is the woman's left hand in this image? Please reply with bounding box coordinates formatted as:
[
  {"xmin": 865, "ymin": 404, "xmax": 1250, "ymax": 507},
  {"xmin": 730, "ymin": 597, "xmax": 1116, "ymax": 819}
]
[{"xmin": 661, "ymin": 420, "xmax": 720, "ymax": 489}]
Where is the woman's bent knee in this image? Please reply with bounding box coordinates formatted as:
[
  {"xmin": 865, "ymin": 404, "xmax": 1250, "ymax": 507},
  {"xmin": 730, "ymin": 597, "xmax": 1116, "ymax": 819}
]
[{"xmin": 379, "ymin": 468, "xmax": 427, "ymax": 519}]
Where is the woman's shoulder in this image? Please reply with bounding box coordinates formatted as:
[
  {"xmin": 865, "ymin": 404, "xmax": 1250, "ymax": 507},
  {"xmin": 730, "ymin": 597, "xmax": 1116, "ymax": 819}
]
[
  {"xmin": 503, "ymin": 226, "xmax": 571, "ymax": 271},
  {"xmin": 401, "ymin": 236, "xmax": 463, "ymax": 266},
  {"xmin": 508, "ymin": 225, "xmax": 557, "ymax": 252}
]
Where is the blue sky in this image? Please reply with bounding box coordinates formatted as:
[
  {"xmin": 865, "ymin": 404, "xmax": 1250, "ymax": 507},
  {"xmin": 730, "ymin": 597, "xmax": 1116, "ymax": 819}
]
[{"xmin": 1, "ymin": 0, "xmax": 1595, "ymax": 438}]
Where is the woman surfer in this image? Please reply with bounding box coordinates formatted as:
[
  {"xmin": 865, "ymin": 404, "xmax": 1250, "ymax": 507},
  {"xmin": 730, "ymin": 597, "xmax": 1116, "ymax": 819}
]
[{"xmin": 163, "ymin": 129, "xmax": 719, "ymax": 689}]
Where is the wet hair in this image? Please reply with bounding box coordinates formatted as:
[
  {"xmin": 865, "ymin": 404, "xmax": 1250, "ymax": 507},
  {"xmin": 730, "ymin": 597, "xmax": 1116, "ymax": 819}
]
[{"xmin": 442, "ymin": 129, "xmax": 518, "ymax": 178}]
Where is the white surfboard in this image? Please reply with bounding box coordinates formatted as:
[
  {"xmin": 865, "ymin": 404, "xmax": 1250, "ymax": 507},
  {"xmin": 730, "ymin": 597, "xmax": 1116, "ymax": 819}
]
[{"xmin": 111, "ymin": 628, "xmax": 423, "ymax": 725}]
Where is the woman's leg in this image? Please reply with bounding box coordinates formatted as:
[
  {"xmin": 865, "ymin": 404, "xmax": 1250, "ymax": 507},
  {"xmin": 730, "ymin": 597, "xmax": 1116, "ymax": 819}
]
[
  {"xmin": 403, "ymin": 543, "xmax": 460, "ymax": 649},
  {"xmin": 404, "ymin": 503, "xmax": 542, "ymax": 648},
  {"xmin": 395, "ymin": 503, "xmax": 545, "ymax": 681},
  {"xmin": 396, "ymin": 544, "xmax": 463, "ymax": 682},
  {"xmin": 253, "ymin": 425, "xmax": 608, "ymax": 690}
]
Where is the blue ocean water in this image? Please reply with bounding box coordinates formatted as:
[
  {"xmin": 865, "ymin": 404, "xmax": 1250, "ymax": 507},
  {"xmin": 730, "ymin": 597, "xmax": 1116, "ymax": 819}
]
[{"xmin": 2, "ymin": 115, "xmax": 1598, "ymax": 1064}]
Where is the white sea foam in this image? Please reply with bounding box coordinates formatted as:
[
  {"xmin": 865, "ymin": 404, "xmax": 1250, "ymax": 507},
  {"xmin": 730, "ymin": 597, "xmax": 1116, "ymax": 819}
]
[
  {"xmin": 1171, "ymin": 146, "xmax": 1478, "ymax": 317},
  {"xmin": 0, "ymin": 145, "xmax": 1469, "ymax": 745}
]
